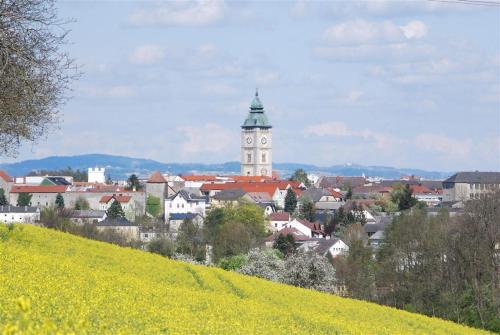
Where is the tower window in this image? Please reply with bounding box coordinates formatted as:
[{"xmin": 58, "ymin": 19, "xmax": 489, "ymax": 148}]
[
  {"xmin": 247, "ymin": 153, "xmax": 251, "ymax": 163},
  {"xmin": 262, "ymin": 153, "xmax": 266, "ymax": 163}
]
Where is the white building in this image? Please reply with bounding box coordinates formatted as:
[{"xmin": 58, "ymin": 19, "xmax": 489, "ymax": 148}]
[
  {"xmin": 0, "ymin": 206, "xmax": 40, "ymax": 224},
  {"xmin": 88, "ymin": 167, "xmax": 106, "ymax": 184},
  {"xmin": 443, "ymin": 172, "xmax": 500, "ymax": 202},
  {"xmin": 164, "ymin": 190, "xmax": 206, "ymax": 223},
  {"xmin": 267, "ymin": 212, "xmax": 291, "ymax": 233},
  {"xmin": 241, "ymin": 91, "xmax": 273, "ymax": 177},
  {"xmin": 299, "ymin": 238, "xmax": 349, "ymax": 258}
]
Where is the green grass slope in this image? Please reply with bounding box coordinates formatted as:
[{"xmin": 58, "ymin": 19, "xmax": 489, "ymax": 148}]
[{"xmin": 0, "ymin": 225, "xmax": 491, "ymax": 334}]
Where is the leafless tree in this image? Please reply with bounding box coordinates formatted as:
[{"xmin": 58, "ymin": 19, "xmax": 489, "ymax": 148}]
[{"xmin": 0, "ymin": 0, "xmax": 78, "ymax": 156}]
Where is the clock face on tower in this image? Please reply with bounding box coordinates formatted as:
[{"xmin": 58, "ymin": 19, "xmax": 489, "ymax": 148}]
[
  {"xmin": 260, "ymin": 168, "xmax": 268, "ymax": 176},
  {"xmin": 246, "ymin": 137, "xmax": 252, "ymax": 144},
  {"xmin": 261, "ymin": 136, "xmax": 267, "ymax": 145}
]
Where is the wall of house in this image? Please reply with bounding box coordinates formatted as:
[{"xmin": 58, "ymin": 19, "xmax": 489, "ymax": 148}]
[
  {"xmin": 0, "ymin": 211, "xmax": 40, "ymax": 223},
  {"xmin": 96, "ymin": 226, "xmax": 139, "ymax": 240},
  {"xmin": 164, "ymin": 196, "xmax": 206, "ymax": 222}
]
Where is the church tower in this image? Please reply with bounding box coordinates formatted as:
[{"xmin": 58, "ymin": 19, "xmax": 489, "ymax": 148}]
[{"xmin": 241, "ymin": 90, "xmax": 272, "ymax": 177}]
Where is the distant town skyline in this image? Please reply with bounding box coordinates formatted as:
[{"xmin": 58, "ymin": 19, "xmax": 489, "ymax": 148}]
[{"xmin": 6, "ymin": 0, "xmax": 500, "ymax": 172}]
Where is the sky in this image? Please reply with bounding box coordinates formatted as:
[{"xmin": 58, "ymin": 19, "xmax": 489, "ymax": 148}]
[{"xmin": 7, "ymin": 0, "xmax": 500, "ymax": 172}]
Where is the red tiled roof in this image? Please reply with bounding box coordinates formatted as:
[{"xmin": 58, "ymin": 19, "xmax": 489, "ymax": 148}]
[
  {"xmin": 10, "ymin": 185, "xmax": 68, "ymax": 193},
  {"xmin": 229, "ymin": 175, "xmax": 272, "ymax": 182},
  {"xmin": 296, "ymin": 219, "xmax": 323, "ymax": 233},
  {"xmin": 99, "ymin": 195, "xmax": 132, "ymax": 203},
  {"xmin": 181, "ymin": 175, "xmax": 218, "ymax": 182},
  {"xmin": 148, "ymin": 171, "xmax": 166, "ymax": 183},
  {"xmin": 265, "ymin": 227, "xmax": 309, "ymax": 242},
  {"xmin": 327, "ymin": 189, "xmax": 344, "ymax": 198},
  {"xmin": 268, "ymin": 212, "xmax": 290, "ymax": 221},
  {"xmin": 410, "ymin": 184, "xmax": 434, "ymax": 194},
  {"xmin": 201, "ymin": 182, "xmax": 279, "ymax": 197},
  {"xmin": 0, "ymin": 171, "xmax": 12, "ymax": 182}
]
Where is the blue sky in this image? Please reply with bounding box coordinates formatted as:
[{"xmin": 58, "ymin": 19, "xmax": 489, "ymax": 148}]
[{"xmin": 9, "ymin": 0, "xmax": 500, "ymax": 171}]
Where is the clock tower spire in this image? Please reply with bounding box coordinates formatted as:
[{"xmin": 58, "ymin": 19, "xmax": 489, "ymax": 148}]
[{"xmin": 241, "ymin": 90, "xmax": 272, "ymax": 177}]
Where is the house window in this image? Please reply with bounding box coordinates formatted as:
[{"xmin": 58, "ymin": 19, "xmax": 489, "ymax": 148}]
[
  {"xmin": 247, "ymin": 153, "xmax": 251, "ymax": 163},
  {"xmin": 177, "ymin": 204, "xmax": 179, "ymax": 208},
  {"xmin": 144, "ymin": 233, "xmax": 148, "ymax": 238},
  {"xmin": 262, "ymin": 153, "xmax": 266, "ymax": 163}
]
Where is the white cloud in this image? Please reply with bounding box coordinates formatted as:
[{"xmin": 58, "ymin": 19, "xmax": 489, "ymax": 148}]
[
  {"xmin": 400, "ymin": 20, "xmax": 428, "ymax": 39},
  {"xmin": 129, "ymin": 45, "xmax": 165, "ymax": 65},
  {"xmin": 322, "ymin": 19, "xmax": 426, "ymax": 45},
  {"xmin": 347, "ymin": 90, "xmax": 364, "ymax": 103},
  {"xmin": 129, "ymin": 0, "xmax": 226, "ymax": 26}
]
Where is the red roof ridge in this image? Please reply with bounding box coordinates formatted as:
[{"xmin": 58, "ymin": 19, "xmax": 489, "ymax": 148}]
[{"xmin": 148, "ymin": 171, "xmax": 166, "ymax": 183}]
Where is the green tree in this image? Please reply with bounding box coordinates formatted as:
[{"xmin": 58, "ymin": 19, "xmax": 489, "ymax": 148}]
[
  {"xmin": 127, "ymin": 174, "xmax": 142, "ymax": 190},
  {"xmin": 74, "ymin": 196, "xmax": 90, "ymax": 210},
  {"xmin": 284, "ymin": 188, "xmax": 297, "ymax": 213},
  {"xmin": 289, "ymin": 168, "xmax": 311, "ymax": 187},
  {"xmin": 147, "ymin": 238, "xmax": 176, "ymax": 258},
  {"xmin": 273, "ymin": 234, "xmax": 296, "ymax": 256},
  {"xmin": 300, "ymin": 197, "xmax": 316, "ymax": 222},
  {"xmin": 176, "ymin": 218, "xmax": 205, "ymax": 261},
  {"xmin": 345, "ymin": 187, "xmax": 353, "ymax": 200},
  {"xmin": 390, "ymin": 183, "xmax": 417, "ymax": 211},
  {"xmin": 146, "ymin": 194, "xmax": 161, "ymax": 217},
  {"xmin": 17, "ymin": 193, "xmax": 32, "ymax": 206},
  {"xmin": 204, "ymin": 203, "xmax": 267, "ymax": 261},
  {"xmin": 106, "ymin": 200, "xmax": 125, "ymax": 219},
  {"xmin": 0, "ymin": 0, "xmax": 77, "ymax": 157},
  {"xmin": 0, "ymin": 189, "xmax": 7, "ymax": 206},
  {"xmin": 55, "ymin": 193, "xmax": 65, "ymax": 209}
]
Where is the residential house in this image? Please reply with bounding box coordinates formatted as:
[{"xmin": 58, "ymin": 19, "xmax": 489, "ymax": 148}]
[
  {"xmin": 96, "ymin": 217, "xmax": 139, "ymax": 241},
  {"xmin": 164, "ymin": 190, "xmax": 206, "ymax": 223},
  {"xmin": 368, "ymin": 230, "xmax": 385, "ymax": 249},
  {"xmin": 267, "ymin": 212, "xmax": 291, "ymax": 232},
  {"xmin": 69, "ymin": 210, "xmax": 106, "ymax": 224},
  {"xmin": 264, "ymin": 226, "xmax": 310, "ymax": 247},
  {"xmin": 99, "ymin": 195, "xmax": 135, "ymax": 221},
  {"xmin": 244, "ymin": 192, "xmax": 276, "ymax": 216},
  {"xmin": 139, "ymin": 226, "xmax": 169, "ymax": 242},
  {"xmin": 211, "ymin": 189, "xmax": 247, "ymax": 208},
  {"xmin": 410, "ymin": 184, "xmax": 442, "ymax": 207},
  {"xmin": 285, "ymin": 218, "xmax": 325, "ymax": 238},
  {"xmin": 298, "ymin": 238, "xmax": 349, "ymax": 258},
  {"xmin": 168, "ymin": 212, "xmax": 203, "ymax": 233},
  {"xmin": 0, "ymin": 205, "xmax": 40, "ymax": 223}
]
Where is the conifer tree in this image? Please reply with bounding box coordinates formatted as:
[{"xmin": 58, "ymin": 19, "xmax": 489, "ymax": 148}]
[
  {"xmin": 55, "ymin": 193, "xmax": 65, "ymax": 209},
  {"xmin": 0, "ymin": 189, "xmax": 7, "ymax": 206},
  {"xmin": 106, "ymin": 200, "xmax": 125, "ymax": 219},
  {"xmin": 17, "ymin": 193, "xmax": 32, "ymax": 206},
  {"xmin": 284, "ymin": 188, "xmax": 297, "ymax": 213}
]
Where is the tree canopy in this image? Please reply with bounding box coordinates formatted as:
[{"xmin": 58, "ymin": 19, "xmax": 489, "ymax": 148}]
[
  {"xmin": 284, "ymin": 188, "xmax": 297, "ymax": 213},
  {"xmin": 106, "ymin": 200, "xmax": 125, "ymax": 219},
  {"xmin": 289, "ymin": 169, "xmax": 311, "ymax": 187},
  {"xmin": 0, "ymin": 0, "xmax": 77, "ymax": 156}
]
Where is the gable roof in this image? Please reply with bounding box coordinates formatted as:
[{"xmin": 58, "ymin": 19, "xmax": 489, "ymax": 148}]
[
  {"xmin": 0, "ymin": 205, "xmax": 39, "ymax": 213},
  {"xmin": 213, "ymin": 189, "xmax": 246, "ymax": 201},
  {"xmin": 245, "ymin": 192, "xmax": 272, "ymax": 203},
  {"xmin": 70, "ymin": 210, "xmax": 107, "ymax": 218},
  {"xmin": 148, "ymin": 171, "xmax": 166, "ymax": 183},
  {"xmin": 0, "ymin": 171, "xmax": 13, "ymax": 182},
  {"xmin": 265, "ymin": 227, "xmax": 309, "ymax": 242},
  {"xmin": 444, "ymin": 172, "xmax": 500, "ymax": 184},
  {"xmin": 293, "ymin": 218, "xmax": 324, "ymax": 233},
  {"xmin": 181, "ymin": 175, "xmax": 218, "ymax": 182},
  {"xmin": 200, "ymin": 182, "xmax": 279, "ymax": 197},
  {"xmin": 10, "ymin": 185, "xmax": 68, "ymax": 193},
  {"xmin": 97, "ymin": 217, "xmax": 136, "ymax": 227},
  {"xmin": 268, "ymin": 212, "xmax": 290, "ymax": 221},
  {"xmin": 318, "ymin": 176, "xmax": 366, "ymax": 189},
  {"xmin": 299, "ymin": 238, "xmax": 343, "ymax": 257},
  {"xmin": 170, "ymin": 190, "xmax": 207, "ymax": 202},
  {"xmin": 169, "ymin": 212, "xmax": 201, "ymax": 221}
]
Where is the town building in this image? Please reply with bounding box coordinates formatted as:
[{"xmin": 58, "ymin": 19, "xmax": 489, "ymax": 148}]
[
  {"xmin": 0, "ymin": 205, "xmax": 40, "ymax": 223},
  {"xmin": 164, "ymin": 190, "xmax": 206, "ymax": 223},
  {"xmin": 442, "ymin": 172, "xmax": 500, "ymax": 201},
  {"xmin": 298, "ymin": 238, "xmax": 349, "ymax": 258},
  {"xmin": 88, "ymin": 167, "xmax": 105, "ymax": 184},
  {"xmin": 241, "ymin": 91, "xmax": 272, "ymax": 177}
]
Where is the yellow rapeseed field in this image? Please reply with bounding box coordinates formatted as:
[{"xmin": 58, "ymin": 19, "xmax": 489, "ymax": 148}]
[{"xmin": 0, "ymin": 225, "xmax": 492, "ymax": 334}]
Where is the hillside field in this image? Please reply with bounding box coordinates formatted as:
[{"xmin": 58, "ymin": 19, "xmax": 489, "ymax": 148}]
[{"xmin": 0, "ymin": 225, "xmax": 491, "ymax": 334}]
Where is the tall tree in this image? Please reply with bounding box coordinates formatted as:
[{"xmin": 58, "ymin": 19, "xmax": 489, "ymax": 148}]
[
  {"xmin": 300, "ymin": 197, "xmax": 316, "ymax": 222},
  {"xmin": 0, "ymin": 0, "xmax": 77, "ymax": 156},
  {"xmin": 17, "ymin": 193, "xmax": 32, "ymax": 206},
  {"xmin": 146, "ymin": 194, "xmax": 161, "ymax": 217},
  {"xmin": 0, "ymin": 189, "xmax": 7, "ymax": 206},
  {"xmin": 273, "ymin": 234, "xmax": 296, "ymax": 257},
  {"xmin": 289, "ymin": 168, "xmax": 311, "ymax": 187},
  {"xmin": 106, "ymin": 200, "xmax": 125, "ymax": 219},
  {"xmin": 390, "ymin": 183, "xmax": 417, "ymax": 211},
  {"xmin": 74, "ymin": 196, "xmax": 90, "ymax": 210},
  {"xmin": 126, "ymin": 174, "xmax": 141, "ymax": 190},
  {"xmin": 284, "ymin": 188, "xmax": 297, "ymax": 213},
  {"xmin": 55, "ymin": 193, "xmax": 65, "ymax": 209},
  {"xmin": 176, "ymin": 218, "xmax": 205, "ymax": 261}
]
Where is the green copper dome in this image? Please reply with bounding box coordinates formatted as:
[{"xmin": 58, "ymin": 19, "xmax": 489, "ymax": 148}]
[{"xmin": 242, "ymin": 90, "xmax": 272, "ymax": 129}]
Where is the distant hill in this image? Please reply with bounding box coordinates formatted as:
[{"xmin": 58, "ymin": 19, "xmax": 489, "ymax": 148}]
[
  {"xmin": 0, "ymin": 153, "xmax": 451, "ymax": 180},
  {"xmin": 0, "ymin": 224, "xmax": 487, "ymax": 334}
]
